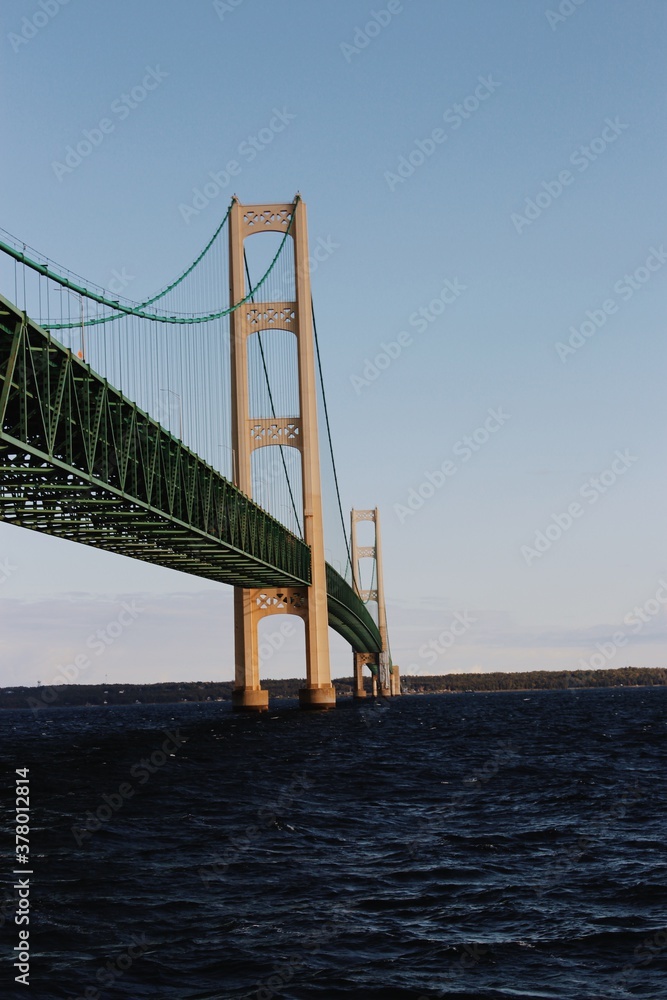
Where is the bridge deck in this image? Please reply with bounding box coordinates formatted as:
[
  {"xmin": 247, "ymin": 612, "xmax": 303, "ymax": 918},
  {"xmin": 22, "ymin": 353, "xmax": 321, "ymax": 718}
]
[{"xmin": 0, "ymin": 294, "xmax": 381, "ymax": 653}]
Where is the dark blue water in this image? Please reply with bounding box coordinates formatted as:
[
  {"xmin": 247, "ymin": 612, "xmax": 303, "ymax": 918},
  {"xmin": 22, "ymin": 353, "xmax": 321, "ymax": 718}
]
[{"xmin": 1, "ymin": 688, "xmax": 666, "ymax": 999}]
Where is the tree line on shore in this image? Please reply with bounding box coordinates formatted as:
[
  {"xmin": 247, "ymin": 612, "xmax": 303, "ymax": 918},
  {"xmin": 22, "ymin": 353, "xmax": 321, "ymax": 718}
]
[
  {"xmin": 401, "ymin": 666, "xmax": 666, "ymax": 694},
  {"xmin": 0, "ymin": 666, "xmax": 664, "ymax": 709}
]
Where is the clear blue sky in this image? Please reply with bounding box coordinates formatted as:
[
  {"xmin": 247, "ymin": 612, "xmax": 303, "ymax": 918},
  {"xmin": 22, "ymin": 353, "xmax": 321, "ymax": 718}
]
[{"xmin": 1, "ymin": 0, "xmax": 665, "ymax": 687}]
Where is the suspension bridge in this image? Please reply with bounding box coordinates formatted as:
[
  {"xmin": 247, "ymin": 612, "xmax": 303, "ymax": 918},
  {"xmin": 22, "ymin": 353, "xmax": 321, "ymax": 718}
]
[{"xmin": 0, "ymin": 196, "xmax": 399, "ymax": 708}]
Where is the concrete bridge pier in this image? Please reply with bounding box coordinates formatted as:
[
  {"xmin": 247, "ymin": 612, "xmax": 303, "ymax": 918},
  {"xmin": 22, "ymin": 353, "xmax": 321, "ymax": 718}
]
[
  {"xmin": 353, "ymin": 652, "xmax": 370, "ymax": 699},
  {"xmin": 229, "ymin": 196, "xmax": 335, "ymax": 712},
  {"xmin": 351, "ymin": 508, "xmax": 398, "ymax": 699},
  {"xmin": 231, "ymin": 590, "xmax": 269, "ymax": 711}
]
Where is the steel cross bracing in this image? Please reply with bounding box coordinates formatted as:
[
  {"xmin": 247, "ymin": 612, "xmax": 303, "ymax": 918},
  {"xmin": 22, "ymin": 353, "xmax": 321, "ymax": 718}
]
[{"xmin": 0, "ymin": 293, "xmax": 381, "ymax": 654}]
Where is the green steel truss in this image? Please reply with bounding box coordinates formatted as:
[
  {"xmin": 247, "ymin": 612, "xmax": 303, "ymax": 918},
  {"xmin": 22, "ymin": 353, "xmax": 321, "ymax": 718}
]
[{"xmin": 0, "ymin": 294, "xmax": 381, "ymax": 653}]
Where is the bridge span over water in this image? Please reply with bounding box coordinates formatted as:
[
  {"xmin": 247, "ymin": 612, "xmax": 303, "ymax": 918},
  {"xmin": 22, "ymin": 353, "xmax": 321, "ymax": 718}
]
[{"xmin": 0, "ymin": 197, "xmax": 399, "ymax": 707}]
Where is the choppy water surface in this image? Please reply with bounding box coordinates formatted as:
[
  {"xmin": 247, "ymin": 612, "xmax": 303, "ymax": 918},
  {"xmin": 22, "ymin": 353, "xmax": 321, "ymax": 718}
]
[{"xmin": 1, "ymin": 687, "xmax": 666, "ymax": 999}]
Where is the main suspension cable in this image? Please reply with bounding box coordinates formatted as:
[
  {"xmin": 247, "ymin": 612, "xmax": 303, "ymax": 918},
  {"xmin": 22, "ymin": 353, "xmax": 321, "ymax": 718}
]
[{"xmin": 0, "ymin": 206, "xmax": 294, "ymax": 328}]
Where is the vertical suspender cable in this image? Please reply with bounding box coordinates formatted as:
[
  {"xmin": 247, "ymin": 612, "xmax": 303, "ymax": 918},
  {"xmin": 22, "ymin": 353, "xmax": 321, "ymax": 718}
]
[
  {"xmin": 243, "ymin": 249, "xmax": 302, "ymax": 537},
  {"xmin": 311, "ymin": 299, "xmax": 352, "ymax": 577}
]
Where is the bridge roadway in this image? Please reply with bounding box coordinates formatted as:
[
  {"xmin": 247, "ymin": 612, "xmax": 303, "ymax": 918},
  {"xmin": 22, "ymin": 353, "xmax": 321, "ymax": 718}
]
[{"xmin": 0, "ymin": 293, "xmax": 381, "ymax": 654}]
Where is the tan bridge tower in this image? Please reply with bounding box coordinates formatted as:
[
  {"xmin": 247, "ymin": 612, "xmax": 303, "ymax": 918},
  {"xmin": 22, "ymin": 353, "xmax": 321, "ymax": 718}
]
[
  {"xmin": 351, "ymin": 508, "xmax": 400, "ymax": 698},
  {"xmin": 229, "ymin": 197, "xmax": 335, "ymax": 711}
]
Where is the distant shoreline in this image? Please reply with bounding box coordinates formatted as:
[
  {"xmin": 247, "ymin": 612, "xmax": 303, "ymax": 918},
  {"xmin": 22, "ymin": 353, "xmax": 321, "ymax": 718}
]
[
  {"xmin": 0, "ymin": 666, "xmax": 664, "ymax": 709},
  {"xmin": 401, "ymin": 684, "xmax": 661, "ymax": 695}
]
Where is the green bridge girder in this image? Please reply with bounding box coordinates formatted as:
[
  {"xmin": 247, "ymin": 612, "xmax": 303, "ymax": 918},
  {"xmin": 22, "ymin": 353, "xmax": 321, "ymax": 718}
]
[{"xmin": 0, "ymin": 294, "xmax": 381, "ymax": 654}]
